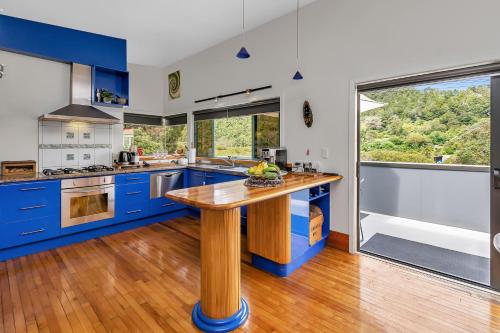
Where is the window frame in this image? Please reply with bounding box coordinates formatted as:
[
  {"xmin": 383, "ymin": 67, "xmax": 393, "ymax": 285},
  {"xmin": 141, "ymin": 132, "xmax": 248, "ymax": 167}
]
[
  {"xmin": 193, "ymin": 99, "xmax": 281, "ymax": 159},
  {"xmin": 123, "ymin": 112, "xmax": 188, "ymax": 157},
  {"xmin": 357, "ymin": 63, "xmax": 500, "ymax": 171}
]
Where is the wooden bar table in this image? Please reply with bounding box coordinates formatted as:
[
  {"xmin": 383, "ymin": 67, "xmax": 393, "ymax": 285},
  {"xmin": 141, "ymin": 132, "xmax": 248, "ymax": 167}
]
[{"xmin": 166, "ymin": 173, "xmax": 342, "ymax": 332}]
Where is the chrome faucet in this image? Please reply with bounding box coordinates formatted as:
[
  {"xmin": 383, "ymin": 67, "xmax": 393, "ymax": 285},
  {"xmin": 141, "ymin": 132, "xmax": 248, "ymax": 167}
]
[{"xmin": 224, "ymin": 156, "xmax": 236, "ymax": 167}]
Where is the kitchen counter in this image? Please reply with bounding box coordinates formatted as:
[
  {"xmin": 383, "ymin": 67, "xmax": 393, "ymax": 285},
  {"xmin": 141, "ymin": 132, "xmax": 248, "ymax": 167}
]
[
  {"xmin": 166, "ymin": 173, "xmax": 342, "ymax": 210},
  {"xmin": 0, "ymin": 163, "xmax": 249, "ymax": 184},
  {"xmin": 165, "ymin": 172, "xmax": 342, "ymax": 332}
]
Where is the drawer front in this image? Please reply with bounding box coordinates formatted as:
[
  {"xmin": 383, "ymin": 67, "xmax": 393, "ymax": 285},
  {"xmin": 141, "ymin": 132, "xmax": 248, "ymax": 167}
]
[
  {"xmin": 0, "ymin": 216, "xmax": 60, "ymax": 249},
  {"xmin": 115, "ymin": 172, "xmax": 149, "ymax": 185},
  {"xmin": 150, "ymin": 197, "xmax": 185, "ymax": 216},
  {"xmin": 116, "ymin": 183, "xmax": 150, "ymax": 222},
  {"xmin": 0, "ymin": 180, "xmax": 60, "ymax": 223}
]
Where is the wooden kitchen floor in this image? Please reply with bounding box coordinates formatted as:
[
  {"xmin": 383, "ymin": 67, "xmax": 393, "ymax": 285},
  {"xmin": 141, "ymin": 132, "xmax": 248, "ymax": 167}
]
[{"xmin": 2, "ymin": 217, "xmax": 500, "ymax": 333}]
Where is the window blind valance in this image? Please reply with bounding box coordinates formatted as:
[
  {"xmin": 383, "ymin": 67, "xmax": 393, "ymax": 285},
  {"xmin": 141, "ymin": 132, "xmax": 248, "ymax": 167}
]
[{"xmin": 193, "ymin": 98, "xmax": 280, "ymax": 121}]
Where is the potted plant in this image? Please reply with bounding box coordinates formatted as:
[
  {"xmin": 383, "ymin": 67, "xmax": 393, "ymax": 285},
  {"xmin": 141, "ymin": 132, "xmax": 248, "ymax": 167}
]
[{"xmin": 100, "ymin": 89, "xmax": 114, "ymax": 104}]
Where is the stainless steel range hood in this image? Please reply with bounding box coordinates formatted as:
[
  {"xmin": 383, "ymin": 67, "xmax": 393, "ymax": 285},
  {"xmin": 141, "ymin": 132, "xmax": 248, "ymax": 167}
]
[{"xmin": 39, "ymin": 64, "xmax": 121, "ymax": 124}]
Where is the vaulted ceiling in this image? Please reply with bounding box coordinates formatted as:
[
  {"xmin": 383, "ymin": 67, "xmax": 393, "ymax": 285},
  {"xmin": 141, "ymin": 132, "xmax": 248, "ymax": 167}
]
[{"xmin": 0, "ymin": 0, "xmax": 318, "ymax": 67}]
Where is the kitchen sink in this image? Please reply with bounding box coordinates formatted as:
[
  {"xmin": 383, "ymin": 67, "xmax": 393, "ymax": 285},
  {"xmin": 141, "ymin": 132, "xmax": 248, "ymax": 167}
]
[
  {"xmin": 214, "ymin": 165, "xmax": 237, "ymax": 169},
  {"xmin": 198, "ymin": 165, "xmax": 248, "ymax": 174}
]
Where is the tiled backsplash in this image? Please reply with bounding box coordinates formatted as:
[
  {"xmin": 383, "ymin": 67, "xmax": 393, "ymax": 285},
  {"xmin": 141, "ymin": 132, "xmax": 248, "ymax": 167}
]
[{"xmin": 38, "ymin": 121, "xmax": 113, "ymax": 171}]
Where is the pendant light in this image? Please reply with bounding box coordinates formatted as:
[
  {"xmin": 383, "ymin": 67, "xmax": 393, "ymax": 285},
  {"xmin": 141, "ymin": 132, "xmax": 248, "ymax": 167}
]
[
  {"xmin": 293, "ymin": 0, "xmax": 303, "ymax": 80},
  {"xmin": 236, "ymin": 0, "xmax": 250, "ymax": 59}
]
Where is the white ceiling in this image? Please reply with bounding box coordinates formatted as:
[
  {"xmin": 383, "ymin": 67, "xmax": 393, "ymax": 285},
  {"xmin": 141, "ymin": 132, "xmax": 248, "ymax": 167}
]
[{"xmin": 0, "ymin": 0, "xmax": 318, "ymax": 67}]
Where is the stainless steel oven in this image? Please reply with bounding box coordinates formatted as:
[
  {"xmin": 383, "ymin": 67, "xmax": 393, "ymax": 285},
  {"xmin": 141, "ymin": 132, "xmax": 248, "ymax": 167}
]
[{"xmin": 61, "ymin": 176, "xmax": 115, "ymax": 228}]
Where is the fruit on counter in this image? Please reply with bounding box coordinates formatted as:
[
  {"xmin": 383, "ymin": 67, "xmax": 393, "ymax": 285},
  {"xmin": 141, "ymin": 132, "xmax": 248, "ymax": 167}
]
[{"xmin": 248, "ymin": 161, "xmax": 281, "ymax": 179}]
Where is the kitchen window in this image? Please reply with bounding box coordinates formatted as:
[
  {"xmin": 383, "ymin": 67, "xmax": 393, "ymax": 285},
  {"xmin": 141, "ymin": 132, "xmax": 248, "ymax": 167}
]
[
  {"xmin": 123, "ymin": 113, "xmax": 187, "ymax": 156},
  {"xmin": 193, "ymin": 98, "xmax": 280, "ymax": 158}
]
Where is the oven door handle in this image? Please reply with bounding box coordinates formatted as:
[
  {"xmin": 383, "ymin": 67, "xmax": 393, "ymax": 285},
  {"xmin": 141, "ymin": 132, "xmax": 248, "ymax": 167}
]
[{"xmin": 62, "ymin": 185, "xmax": 114, "ymax": 194}]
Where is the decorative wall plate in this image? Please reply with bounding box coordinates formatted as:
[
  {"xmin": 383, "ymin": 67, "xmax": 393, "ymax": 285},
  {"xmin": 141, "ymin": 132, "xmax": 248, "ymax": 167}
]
[
  {"xmin": 168, "ymin": 70, "xmax": 181, "ymax": 100},
  {"xmin": 303, "ymin": 100, "xmax": 313, "ymax": 127}
]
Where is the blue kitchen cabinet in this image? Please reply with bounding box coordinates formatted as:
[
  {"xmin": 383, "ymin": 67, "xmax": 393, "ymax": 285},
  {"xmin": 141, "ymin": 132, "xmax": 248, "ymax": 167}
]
[
  {"xmin": 92, "ymin": 66, "xmax": 129, "ymax": 108},
  {"xmin": 0, "ymin": 180, "xmax": 61, "ymax": 249},
  {"xmin": 188, "ymin": 170, "xmax": 206, "ymax": 187},
  {"xmin": 0, "ymin": 216, "xmax": 61, "ymax": 249},
  {"xmin": 115, "ymin": 172, "xmax": 150, "ymax": 185},
  {"xmin": 150, "ymin": 198, "xmax": 185, "ymax": 216},
  {"xmin": 0, "ymin": 180, "xmax": 60, "ymax": 222},
  {"xmin": 206, "ymin": 172, "xmax": 245, "ymax": 184},
  {"xmin": 187, "ymin": 170, "xmax": 245, "ymax": 187},
  {"xmin": 0, "ymin": 15, "xmax": 127, "ymax": 71},
  {"xmin": 115, "ymin": 175, "xmax": 150, "ymax": 223}
]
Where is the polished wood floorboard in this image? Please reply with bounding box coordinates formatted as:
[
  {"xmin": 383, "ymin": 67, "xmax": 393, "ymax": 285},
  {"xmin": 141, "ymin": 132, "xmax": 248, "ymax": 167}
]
[{"xmin": 1, "ymin": 216, "xmax": 500, "ymax": 332}]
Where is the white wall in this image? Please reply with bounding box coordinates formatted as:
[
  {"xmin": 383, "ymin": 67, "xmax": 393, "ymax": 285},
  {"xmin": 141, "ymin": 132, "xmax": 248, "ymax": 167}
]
[
  {"xmin": 0, "ymin": 50, "xmax": 69, "ymax": 162},
  {"xmin": 163, "ymin": 0, "xmax": 500, "ymax": 235},
  {"xmin": 0, "ymin": 50, "xmax": 165, "ymax": 164},
  {"xmin": 128, "ymin": 63, "xmax": 165, "ymax": 116}
]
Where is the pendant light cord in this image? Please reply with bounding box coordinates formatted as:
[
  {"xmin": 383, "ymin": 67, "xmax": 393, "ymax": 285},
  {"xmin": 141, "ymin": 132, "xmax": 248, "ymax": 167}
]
[
  {"xmin": 296, "ymin": 0, "xmax": 300, "ymax": 66},
  {"xmin": 243, "ymin": 0, "xmax": 245, "ymax": 31}
]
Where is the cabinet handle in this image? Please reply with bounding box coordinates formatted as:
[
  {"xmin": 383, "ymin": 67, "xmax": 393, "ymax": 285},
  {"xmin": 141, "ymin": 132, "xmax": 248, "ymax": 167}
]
[
  {"xmin": 126, "ymin": 177, "xmax": 141, "ymax": 181},
  {"xmin": 241, "ymin": 216, "xmax": 247, "ymax": 220},
  {"xmin": 20, "ymin": 228, "xmax": 46, "ymax": 236},
  {"xmin": 206, "ymin": 175, "xmax": 215, "ymax": 178},
  {"xmin": 126, "ymin": 209, "xmax": 142, "ymax": 214},
  {"xmin": 161, "ymin": 203, "xmax": 175, "ymax": 207},
  {"xmin": 126, "ymin": 191, "xmax": 142, "ymax": 195},
  {"xmin": 19, "ymin": 204, "xmax": 46, "ymax": 211},
  {"xmin": 19, "ymin": 187, "xmax": 46, "ymax": 192}
]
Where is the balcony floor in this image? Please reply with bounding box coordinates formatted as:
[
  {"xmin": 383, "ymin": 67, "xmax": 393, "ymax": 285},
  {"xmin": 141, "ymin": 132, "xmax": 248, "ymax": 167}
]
[{"xmin": 360, "ymin": 212, "xmax": 490, "ymax": 286}]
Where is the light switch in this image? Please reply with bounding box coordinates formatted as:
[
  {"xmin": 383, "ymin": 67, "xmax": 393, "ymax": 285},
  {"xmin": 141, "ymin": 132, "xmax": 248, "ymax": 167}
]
[{"xmin": 321, "ymin": 147, "xmax": 329, "ymax": 159}]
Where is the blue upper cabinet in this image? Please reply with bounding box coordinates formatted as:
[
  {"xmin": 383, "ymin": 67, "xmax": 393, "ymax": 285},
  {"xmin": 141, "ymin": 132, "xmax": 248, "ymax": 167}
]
[
  {"xmin": 0, "ymin": 15, "xmax": 127, "ymax": 71},
  {"xmin": 92, "ymin": 66, "xmax": 129, "ymax": 108}
]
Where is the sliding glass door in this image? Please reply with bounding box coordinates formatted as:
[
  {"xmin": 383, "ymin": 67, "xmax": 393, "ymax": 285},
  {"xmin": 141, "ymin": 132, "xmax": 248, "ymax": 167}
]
[{"xmin": 357, "ymin": 66, "xmax": 500, "ymax": 288}]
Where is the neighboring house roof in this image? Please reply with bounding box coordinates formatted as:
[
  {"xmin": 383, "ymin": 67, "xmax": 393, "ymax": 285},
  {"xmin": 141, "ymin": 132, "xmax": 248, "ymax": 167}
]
[{"xmin": 360, "ymin": 94, "xmax": 387, "ymax": 113}]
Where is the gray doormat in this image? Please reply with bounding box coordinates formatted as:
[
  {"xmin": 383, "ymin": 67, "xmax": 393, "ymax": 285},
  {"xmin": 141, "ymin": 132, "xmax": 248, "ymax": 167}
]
[{"xmin": 361, "ymin": 233, "xmax": 490, "ymax": 286}]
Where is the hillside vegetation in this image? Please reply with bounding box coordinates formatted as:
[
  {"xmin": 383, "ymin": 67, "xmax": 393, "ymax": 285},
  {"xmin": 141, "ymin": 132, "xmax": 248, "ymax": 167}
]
[{"xmin": 361, "ymin": 85, "xmax": 490, "ymax": 165}]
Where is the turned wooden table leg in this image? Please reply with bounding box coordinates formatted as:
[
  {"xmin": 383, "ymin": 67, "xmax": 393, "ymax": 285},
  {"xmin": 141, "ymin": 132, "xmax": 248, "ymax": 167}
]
[{"xmin": 192, "ymin": 207, "xmax": 249, "ymax": 332}]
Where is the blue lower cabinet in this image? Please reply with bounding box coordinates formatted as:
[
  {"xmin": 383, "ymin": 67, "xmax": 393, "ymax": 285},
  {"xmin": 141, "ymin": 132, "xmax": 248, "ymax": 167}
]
[
  {"xmin": 189, "ymin": 171, "xmax": 206, "ymax": 187},
  {"xmin": 0, "ymin": 216, "xmax": 60, "ymax": 249},
  {"xmin": 115, "ymin": 172, "xmax": 150, "ymax": 185},
  {"xmin": 115, "ymin": 182, "xmax": 150, "ymax": 223},
  {"xmin": 291, "ymin": 189, "xmax": 310, "ymax": 237},
  {"xmin": 0, "ymin": 180, "xmax": 60, "ymax": 223},
  {"xmin": 150, "ymin": 197, "xmax": 185, "ymax": 216},
  {"xmin": 214, "ymin": 173, "xmax": 245, "ymax": 183}
]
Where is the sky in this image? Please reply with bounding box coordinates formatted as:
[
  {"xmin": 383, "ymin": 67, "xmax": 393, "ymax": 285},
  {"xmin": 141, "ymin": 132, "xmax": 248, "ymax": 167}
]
[{"xmin": 414, "ymin": 75, "xmax": 490, "ymax": 91}]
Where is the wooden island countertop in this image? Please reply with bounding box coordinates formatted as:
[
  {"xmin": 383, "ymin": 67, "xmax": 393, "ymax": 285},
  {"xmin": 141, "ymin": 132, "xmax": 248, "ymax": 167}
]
[{"xmin": 165, "ymin": 172, "xmax": 343, "ymax": 210}]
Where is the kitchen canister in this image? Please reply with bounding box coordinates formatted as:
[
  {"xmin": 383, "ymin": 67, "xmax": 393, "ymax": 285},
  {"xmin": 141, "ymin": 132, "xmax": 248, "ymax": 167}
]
[{"xmin": 188, "ymin": 148, "xmax": 196, "ymax": 164}]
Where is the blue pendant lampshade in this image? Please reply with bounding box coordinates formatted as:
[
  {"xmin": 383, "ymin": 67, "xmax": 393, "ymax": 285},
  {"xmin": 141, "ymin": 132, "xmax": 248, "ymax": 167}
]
[
  {"xmin": 293, "ymin": 70, "xmax": 303, "ymax": 80},
  {"xmin": 237, "ymin": 46, "xmax": 250, "ymax": 59}
]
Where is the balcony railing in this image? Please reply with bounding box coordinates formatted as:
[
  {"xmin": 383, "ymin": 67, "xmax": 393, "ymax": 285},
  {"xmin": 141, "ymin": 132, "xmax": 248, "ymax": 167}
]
[{"xmin": 360, "ymin": 161, "xmax": 489, "ymax": 233}]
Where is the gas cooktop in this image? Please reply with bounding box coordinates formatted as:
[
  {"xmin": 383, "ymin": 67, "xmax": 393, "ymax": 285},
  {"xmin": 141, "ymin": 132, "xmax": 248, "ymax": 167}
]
[{"xmin": 42, "ymin": 165, "xmax": 115, "ymax": 176}]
